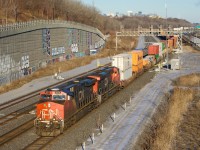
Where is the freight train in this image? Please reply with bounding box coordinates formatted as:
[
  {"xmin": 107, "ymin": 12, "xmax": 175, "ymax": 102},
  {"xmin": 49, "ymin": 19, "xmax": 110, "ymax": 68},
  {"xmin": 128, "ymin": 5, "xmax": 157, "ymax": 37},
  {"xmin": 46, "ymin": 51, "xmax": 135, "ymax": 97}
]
[
  {"xmin": 34, "ymin": 37, "xmax": 177, "ymax": 136},
  {"xmin": 34, "ymin": 67, "xmax": 121, "ymax": 136}
]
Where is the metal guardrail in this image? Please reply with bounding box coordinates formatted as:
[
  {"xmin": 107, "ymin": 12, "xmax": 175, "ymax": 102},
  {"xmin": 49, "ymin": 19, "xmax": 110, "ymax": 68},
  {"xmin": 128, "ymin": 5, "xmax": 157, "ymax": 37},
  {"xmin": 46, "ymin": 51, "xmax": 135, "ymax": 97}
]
[{"xmin": 0, "ymin": 20, "xmax": 105, "ymax": 40}]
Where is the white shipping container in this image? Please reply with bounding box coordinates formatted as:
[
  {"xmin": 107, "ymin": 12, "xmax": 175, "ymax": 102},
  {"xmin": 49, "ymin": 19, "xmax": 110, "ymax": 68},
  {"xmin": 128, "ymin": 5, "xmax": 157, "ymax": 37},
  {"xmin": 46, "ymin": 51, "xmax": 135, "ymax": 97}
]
[
  {"xmin": 153, "ymin": 43, "xmax": 163, "ymax": 56},
  {"xmin": 119, "ymin": 68, "xmax": 132, "ymax": 81},
  {"xmin": 112, "ymin": 53, "xmax": 132, "ymax": 80},
  {"xmin": 112, "ymin": 53, "xmax": 132, "ymax": 71},
  {"xmin": 171, "ymin": 59, "xmax": 180, "ymax": 70}
]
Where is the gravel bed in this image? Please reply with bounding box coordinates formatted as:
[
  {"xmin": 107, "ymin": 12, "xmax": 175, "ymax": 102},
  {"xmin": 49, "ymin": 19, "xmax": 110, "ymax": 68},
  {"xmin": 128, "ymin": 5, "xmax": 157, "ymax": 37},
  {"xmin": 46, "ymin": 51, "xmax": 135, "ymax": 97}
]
[
  {"xmin": 0, "ymin": 114, "xmax": 35, "ymax": 137},
  {"xmin": 0, "ymin": 128, "xmax": 39, "ymax": 150},
  {"xmin": 0, "ymin": 96, "xmax": 39, "ymax": 117},
  {"xmin": 43, "ymin": 70, "xmax": 156, "ymax": 150}
]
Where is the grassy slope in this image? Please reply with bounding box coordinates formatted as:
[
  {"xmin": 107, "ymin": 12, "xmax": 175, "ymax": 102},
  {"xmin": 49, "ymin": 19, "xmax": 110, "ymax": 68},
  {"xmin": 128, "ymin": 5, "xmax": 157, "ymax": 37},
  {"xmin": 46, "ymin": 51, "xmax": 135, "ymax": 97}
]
[{"xmin": 137, "ymin": 73, "xmax": 200, "ymax": 150}]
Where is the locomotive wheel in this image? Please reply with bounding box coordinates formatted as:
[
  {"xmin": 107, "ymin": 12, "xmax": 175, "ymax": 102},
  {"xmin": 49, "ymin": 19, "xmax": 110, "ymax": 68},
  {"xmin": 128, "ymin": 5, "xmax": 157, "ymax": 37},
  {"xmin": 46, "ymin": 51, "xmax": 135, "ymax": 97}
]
[
  {"xmin": 36, "ymin": 123, "xmax": 46, "ymax": 136},
  {"xmin": 46, "ymin": 123, "xmax": 56, "ymax": 136},
  {"xmin": 71, "ymin": 116, "xmax": 76, "ymax": 125},
  {"xmin": 60, "ymin": 127, "xmax": 64, "ymax": 134},
  {"xmin": 65, "ymin": 121, "xmax": 71, "ymax": 128},
  {"xmin": 36, "ymin": 127, "xmax": 42, "ymax": 136}
]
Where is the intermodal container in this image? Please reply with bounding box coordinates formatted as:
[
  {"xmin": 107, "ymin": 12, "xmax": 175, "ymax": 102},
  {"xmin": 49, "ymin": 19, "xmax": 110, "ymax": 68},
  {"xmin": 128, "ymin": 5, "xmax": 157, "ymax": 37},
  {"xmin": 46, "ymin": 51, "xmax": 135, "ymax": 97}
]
[
  {"xmin": 155, "ymin": 54, "xmax": 159, "ymax": 59},
  {"xmin": 148, "ymin": 45, "xmax": 159, "ymax": 55},
  {"xmin": 112, "ymin": 53, "xmax": 132, "ymax": 80},
  {"xmin": 168, "ymin": 39, "xmax": 173, "ymax": 48},
  {"xmin": 143, "ymin": 58, "xmax": 150, "ymax": 67},
  {"xmin": 173, "ymin": 36, "xmax": 178, "ymax": 48},
  {"xmin": 171, "ymin": 59, "xmax": 180, "ymax": 70},
  {"xmin": 155, "ymin": 54, "xmax": 161, "ymax": 63},
  {"xmin": 162, "ymin": 42, "xmax": 166, "ymax": 50},
  {"xmin": 153, "ymin": 43, "xmax": 163, "ymax": 56},
  {"xmin": 129, "ymin": 50, "xmax": 143, "ymax": 66},
  {"xmin": 145, "ymin": 55, "xmax": 156, "ymax": 65},
  {"xmin": 162, "ymin": 49, "xmax": 166, "ymax": 56},
  {"xmin": 132, "ymin": 62, "xmax": 143, "ymax": 74},
  {"xmin": 160, "ymin": 40, "xmax": 167, "ymax": 50}
]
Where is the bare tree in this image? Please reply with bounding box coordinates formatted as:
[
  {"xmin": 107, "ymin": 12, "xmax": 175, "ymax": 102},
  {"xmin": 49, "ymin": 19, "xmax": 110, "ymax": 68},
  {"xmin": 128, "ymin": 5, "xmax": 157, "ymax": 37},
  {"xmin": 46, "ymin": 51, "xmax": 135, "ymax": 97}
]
[{"xmin": 0, "ymin": 0, "xmax": 192, "ymax": 31}]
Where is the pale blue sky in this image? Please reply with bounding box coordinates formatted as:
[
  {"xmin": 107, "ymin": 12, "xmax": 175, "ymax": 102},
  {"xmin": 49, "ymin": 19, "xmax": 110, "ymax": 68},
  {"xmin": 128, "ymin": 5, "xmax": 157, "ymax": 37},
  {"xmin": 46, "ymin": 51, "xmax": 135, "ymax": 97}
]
[{"xmin": 81, "ymin": 0, "xmax": 200, "ymax": 23}]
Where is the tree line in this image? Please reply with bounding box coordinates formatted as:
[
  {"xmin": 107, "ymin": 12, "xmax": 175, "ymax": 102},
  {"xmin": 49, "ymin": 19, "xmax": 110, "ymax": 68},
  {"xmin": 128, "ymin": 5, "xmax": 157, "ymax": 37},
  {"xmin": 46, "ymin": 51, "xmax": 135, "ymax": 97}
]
[{"xmin": 0, "ymin": 0, "xmax": 192, "ymax": 34}]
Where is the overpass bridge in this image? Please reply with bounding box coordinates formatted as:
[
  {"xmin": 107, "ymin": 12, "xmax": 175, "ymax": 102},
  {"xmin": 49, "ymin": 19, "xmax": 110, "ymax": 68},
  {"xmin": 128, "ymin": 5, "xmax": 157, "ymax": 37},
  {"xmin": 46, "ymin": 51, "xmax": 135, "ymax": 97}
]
[
  {"xmin": 0, "ymin": 20, "xmax": 105, "ymax": 86},
  {"xmin": 115, "ymin": 26, "xmax": 196, "ymax": 51}
]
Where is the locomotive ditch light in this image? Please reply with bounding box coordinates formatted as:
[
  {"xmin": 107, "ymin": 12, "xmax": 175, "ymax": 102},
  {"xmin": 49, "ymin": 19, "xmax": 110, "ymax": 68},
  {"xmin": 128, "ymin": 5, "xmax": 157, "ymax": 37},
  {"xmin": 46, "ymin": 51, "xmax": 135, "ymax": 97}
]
[
  {"xmin": 48, "ymin": 103, "xmax": 51, "ymax": 108},
  {"xmin": 46, "ymin": 124, "xmax": 50, "ymax": 128}
]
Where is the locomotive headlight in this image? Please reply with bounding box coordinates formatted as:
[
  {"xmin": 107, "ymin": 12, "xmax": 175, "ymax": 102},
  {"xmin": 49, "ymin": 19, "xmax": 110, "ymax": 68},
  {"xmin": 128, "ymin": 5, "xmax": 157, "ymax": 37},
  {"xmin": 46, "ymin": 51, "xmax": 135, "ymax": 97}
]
[{"xmin": 48, "ymin": 103, "xmax": 51, "ymax": 108}]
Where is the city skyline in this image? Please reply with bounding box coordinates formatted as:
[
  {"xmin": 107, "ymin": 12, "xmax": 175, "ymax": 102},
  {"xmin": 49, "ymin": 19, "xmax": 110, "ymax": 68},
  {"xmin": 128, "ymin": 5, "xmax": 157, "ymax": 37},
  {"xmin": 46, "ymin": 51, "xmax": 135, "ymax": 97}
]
[{"xmin": 81, "ymin": 0, "xmax": 200, "ymax": 23}]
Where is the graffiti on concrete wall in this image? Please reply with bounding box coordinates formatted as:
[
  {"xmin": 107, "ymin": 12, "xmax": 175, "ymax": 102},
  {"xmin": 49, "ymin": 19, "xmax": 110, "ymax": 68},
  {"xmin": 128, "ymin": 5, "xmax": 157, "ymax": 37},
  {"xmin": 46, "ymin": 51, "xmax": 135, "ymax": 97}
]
[
  {"xmin": 42, "ymin": 28, "xmax": 51, "ymax": 55},
  {"xmin": 71, "ymin": 44, "xmax": 79, "ymax": 53},
  {"xmin": 0, "ymin": 55, "xmax": 11, "ymax": 74},
  {"xmin": 21, "ymin": 55, "xmax": 29, "ymax": 76},
  {"xmin": 0, "ymin": 54, "xmax": 31, "ymax": 85},
  {"xmin": 0, "ymin": 75, "xmax": 8, "ymax": 85},
  {"xmin": 52, "ymin": 47, "xmax": 65, "ymax": 56},
  {"xmin": 95, "ymin": 39, "xmax": 105, "ymax": 49},
  {"xmin": 0, "ymin": 54, "xmax": 21, "ymax": 85},
  {"xmin": 90, "ymin": 39, "xmax": 105, "ymax": 50}
]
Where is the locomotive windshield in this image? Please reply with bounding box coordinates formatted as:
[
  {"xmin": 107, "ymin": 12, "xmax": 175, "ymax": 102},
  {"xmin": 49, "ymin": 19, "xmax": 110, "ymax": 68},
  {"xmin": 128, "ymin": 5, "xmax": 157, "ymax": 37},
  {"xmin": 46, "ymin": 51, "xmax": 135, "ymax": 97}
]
[
  {"xmin": 40, "ymin": 89, "xmax": 67, "ymax": 101},
  {"xmin": 53, "ymin": 95, "xmax": 66, "ymax": 100},
  {"xmin": 40, "ymin": 94, "xmax": 52, "ymax": 100}
]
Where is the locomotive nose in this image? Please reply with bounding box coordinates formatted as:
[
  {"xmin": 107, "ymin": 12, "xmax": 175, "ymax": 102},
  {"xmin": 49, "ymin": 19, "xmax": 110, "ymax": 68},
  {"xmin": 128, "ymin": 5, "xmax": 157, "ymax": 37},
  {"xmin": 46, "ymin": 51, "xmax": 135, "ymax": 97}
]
[{"xmin": 46, "ymin": 123, "xmax": 51, "ymax": 128}]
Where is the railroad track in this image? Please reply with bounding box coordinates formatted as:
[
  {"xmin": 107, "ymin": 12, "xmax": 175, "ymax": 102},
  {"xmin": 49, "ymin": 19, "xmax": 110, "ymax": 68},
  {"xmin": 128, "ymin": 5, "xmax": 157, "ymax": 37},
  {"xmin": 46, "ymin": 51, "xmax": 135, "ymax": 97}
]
[
  {"xmin": 24, "ymin": 136, "xmax": 55, "ymax": 150},
  {"xmin": 0, "ymin": 119, "xmax": 34, "ymax": 146},
  {"xmin": 0, "ymin": 63, "xmax": 111, "ymax": 113},
  {"xmin": 0, "ymin": 63, "xmax": 111, "ymax": 147},
  {"xmin": 0, "ymin": 104, "xmax": 36, "ymax": 126}
]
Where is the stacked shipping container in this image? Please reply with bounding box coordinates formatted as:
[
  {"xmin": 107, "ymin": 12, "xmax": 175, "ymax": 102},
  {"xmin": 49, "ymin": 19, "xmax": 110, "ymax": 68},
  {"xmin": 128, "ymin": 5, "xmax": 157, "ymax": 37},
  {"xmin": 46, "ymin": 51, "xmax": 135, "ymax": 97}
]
[
  {"xmin": 129, "ymin": 50, "xmax": 143, "ymax": 74},
  {"xmin": 112, "ymin": 54, "xmax": 132, "ymax": 81},
  {"xmin": 111, "ymin": 35, "xmax": 179, "ymax": 81},
  {"xmin": 148, "ymin": 45, "xmax": 159, "ymax": 63},
  {"xmin": 148, "ymin": 45, "xmax": 159, "ymax": 55},
  {"xmin": 143, "ymin": 58, "xmax": 151, "ymax": 69},
  {"xmin": 172, "ymin": 36, "xmax": 178, "ymax": 48},
  {"xmin": 167, "ymin": 39, "xmax": 173, "ymax": 52}
]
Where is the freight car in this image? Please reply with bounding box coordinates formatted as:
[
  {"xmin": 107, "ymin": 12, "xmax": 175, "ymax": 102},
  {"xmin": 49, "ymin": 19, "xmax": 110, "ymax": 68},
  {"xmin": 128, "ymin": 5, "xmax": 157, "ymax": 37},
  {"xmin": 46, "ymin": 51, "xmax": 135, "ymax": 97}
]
[
  {"xmin": 34, "ymin": 37, "xmax": 177, "ymax": 136},
  {"xmin": 34, "ymin": 67, "xmax": 120, "ymax": 136}
]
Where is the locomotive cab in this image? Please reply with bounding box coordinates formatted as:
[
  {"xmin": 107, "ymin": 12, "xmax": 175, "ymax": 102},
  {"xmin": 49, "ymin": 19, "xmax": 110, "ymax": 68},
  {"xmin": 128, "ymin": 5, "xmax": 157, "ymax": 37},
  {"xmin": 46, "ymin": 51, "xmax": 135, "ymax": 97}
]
[
  {"xmin": 35, "ymin": 88, "xmax": 65, "ymax": 136},
  {"xmin": 39, "ymin": 88, "xmax": 67, "ymax": 102}
]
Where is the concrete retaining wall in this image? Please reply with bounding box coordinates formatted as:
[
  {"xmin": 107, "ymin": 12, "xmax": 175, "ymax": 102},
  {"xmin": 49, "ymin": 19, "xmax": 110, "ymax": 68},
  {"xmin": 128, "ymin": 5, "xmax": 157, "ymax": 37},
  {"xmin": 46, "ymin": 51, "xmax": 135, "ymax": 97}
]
[{"xmin": 0, "ymin": 20, "xmax": 105, "ymax": 85}]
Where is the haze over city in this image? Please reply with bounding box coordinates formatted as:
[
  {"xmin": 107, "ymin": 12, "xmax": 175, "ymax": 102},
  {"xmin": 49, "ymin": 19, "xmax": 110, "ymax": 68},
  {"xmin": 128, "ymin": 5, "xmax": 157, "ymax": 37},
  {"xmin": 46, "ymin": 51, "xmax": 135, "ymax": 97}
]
[{"xmin": 81, "ymin": 0, "xmax": 200, "ymax": 23}]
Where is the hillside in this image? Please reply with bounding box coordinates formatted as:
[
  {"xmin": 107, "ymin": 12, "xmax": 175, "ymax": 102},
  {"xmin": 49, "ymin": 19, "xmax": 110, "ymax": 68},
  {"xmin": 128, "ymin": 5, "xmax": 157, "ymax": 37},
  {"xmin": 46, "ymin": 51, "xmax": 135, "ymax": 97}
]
[
  {"xmin": 0, "ymin": 0, "xmax": 192, "ymax": 34},
  {"xmin": 117, "ymin": 16, "xmax": 192, "ymax": 29}
]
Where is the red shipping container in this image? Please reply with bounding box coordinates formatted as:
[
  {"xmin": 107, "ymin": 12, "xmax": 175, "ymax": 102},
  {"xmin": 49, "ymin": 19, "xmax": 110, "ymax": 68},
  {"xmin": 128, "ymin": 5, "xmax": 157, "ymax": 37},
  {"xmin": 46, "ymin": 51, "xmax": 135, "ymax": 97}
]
[
  {"xmin": 168, "ymin": 39, "xmax": 173, "ymax": 48},
  {"xmin": 148, "ymin": 45, "xmax": 159, "ymax": 55}
]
